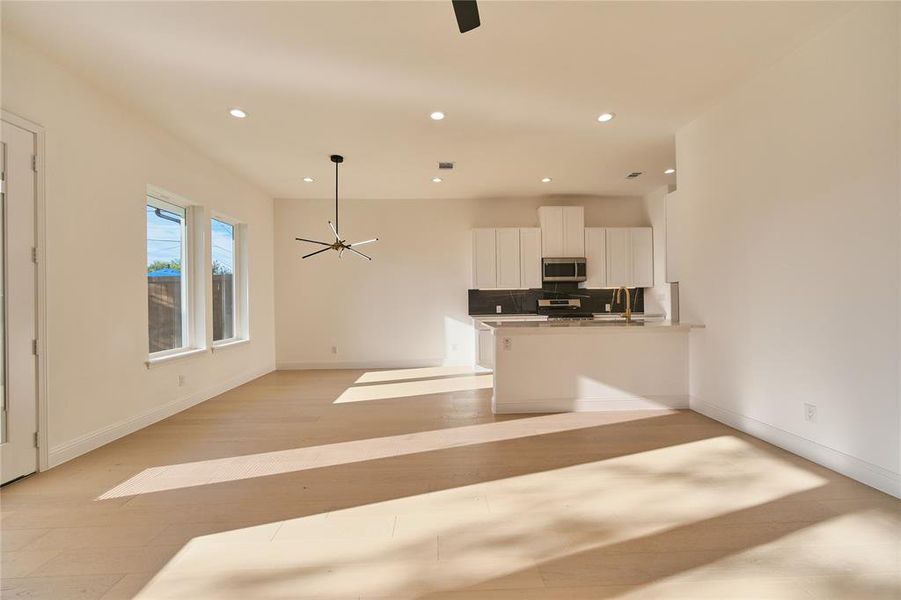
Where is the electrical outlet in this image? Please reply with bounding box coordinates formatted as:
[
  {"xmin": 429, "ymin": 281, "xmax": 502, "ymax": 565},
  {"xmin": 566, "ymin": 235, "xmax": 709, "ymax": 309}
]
[
  {"xmin": 804, "ymin": 403, "xmax": 817, "ymax": 423},
  {"xmin": 177, "ymin": 375, "xmax": 186, "ymax": 387},
  {"xmin": 331, "ymin": 345, "xmax": 338, "ymax": 354},
  {"xmin": 605, "ymin": 303, "xmax": 611, "ymax": 311},
  {"xmin": 503, "ymin": 337, "xmax": 512, "ymax": 351},
  {"xmin": 496, "ymin": 305, "xmax": 502, "ymax": 314}
]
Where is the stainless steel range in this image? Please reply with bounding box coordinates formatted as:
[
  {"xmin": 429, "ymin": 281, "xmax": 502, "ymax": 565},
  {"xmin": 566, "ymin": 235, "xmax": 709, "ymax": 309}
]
[{"xmin": 536, "ymin": 298, "xmax": 595, "ymax": 320}]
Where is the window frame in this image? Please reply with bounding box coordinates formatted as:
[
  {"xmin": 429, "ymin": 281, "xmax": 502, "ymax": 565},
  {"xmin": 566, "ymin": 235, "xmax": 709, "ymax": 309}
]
[
  {"xmin": 209, "ymin": 211, "xmax": 248, "ymax": 348},
  {"xmin": 146, "ymin": 186, "xmax": 206, "ymax": 364}
]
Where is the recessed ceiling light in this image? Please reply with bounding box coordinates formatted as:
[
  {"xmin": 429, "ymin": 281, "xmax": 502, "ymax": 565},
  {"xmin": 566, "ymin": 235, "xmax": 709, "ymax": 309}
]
[
  {"xmin": 597, "ymin": 112, "xmax": 615, "ymax": 123},
  {"xmin": 432, "ymin": 177, "xmax": 443, "ymax": 183},
  {"xmin": 664, "ymin": 168, "xmax": 676, "ymax": 175},
  {"xmin": 430, "ymin": 111, "xmax": 445, "ymax": 121},
  {"xmin": 541, "ymin": 177, "xmax": 552, "ymax": 183},
  {"xmin": 303, "ymin": 176, "xmax": 314, "ymax": 183},
  {"xmin": 229, "ymin": 107, "xmax": 247, "ymax": 119}
]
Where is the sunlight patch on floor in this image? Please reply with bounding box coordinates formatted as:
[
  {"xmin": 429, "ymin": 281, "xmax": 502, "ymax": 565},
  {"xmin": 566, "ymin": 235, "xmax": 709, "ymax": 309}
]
[
  {"xmin": 97, "ymin": 411, "xmax": 661, "ymax": 500},
  {"xmin": 355, "ymin": 365, "xmax": 492, "ymax": 384},
  {"xmin": 335, "ymin": 374, "xmax": 493, "ymax": 403},
  {"xmin": 133, "ymin": 435, "xmax": 841, "ymax": 599}
]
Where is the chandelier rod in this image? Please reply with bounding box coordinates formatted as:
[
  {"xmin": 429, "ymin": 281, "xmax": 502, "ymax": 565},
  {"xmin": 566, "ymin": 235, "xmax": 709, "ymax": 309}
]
[{"xmin": 334, "ymin": 157, "xmax": 339, "ymax": 239}]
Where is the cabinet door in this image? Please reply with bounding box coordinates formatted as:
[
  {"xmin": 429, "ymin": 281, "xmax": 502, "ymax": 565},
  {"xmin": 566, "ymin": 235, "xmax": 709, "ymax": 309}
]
[
  {"xmin": 519, "ymin": 228, "xmax": 542, "ymax": 289},
  {"xmin": 583, "ymin": 227, "xmax": 607, "ymax": 288},
  {"xmin": 495, "ymin": 228, "xmax": 521, "ymax": 288},
  {"xmin": 472, "ymin": 228, "xmax": 497, "ymax": 289},
  {"xmin": 477, "ymin": 328, "xmax": 494, "ymax": 369},
  {"xmin": 605, "ymin": 228, "xmax": 631, "ymax": 287},
  {"xmin": 562, "ymin": 206, "xmax": 585, "ymax": 256},
  {"xmin": 538, "ymin": 206, "xmax": 564, "ymax": 257},
  {"xmin": 630, "ymin": 227, "xmax": 654, "ymax": 288}
]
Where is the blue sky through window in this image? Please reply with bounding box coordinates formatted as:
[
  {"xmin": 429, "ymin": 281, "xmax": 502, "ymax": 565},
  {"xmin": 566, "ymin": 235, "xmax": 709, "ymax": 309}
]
[
  {"xmin": 146, "ymin": 204, "xmax": 184, "ymax": 269},
  {"xmin": 212, "ymin": 219, "xmax": 234, "ymax": 274}
]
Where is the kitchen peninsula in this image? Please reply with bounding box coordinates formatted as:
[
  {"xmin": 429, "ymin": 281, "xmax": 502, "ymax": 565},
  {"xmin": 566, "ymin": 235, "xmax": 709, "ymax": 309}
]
[
  {"xmin": 482, "ymin": 319, "xmax": 693, "ymax": 414},
  {"xmin": 470, "ymin": 203, "xmax": 699, "ymax": 414}
]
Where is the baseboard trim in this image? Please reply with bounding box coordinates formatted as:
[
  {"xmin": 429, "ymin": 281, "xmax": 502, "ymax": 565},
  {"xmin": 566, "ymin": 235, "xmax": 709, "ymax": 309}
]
[
  {"xmin": 277, "ymin": 359, "xmax": 447, "ymax": 370},
  {"xmin": 48, "ymin": 364, "xmax": 274, "ymax": 468},
  {"xmin": 494, "ymin": 395, "xmax": 689, "ymax": 414},
  {"xmin": 692, "ymin": 398, "xmax": 900, "ymax": 499}
]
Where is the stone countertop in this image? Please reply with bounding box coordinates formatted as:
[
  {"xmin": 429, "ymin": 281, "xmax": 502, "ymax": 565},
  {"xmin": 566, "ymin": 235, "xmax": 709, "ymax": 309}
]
[
  {"xmin": 479, "ymin": 319, "xmax": 698, "ymax": 334},
  {"xmin": 471, "ymin": 313, "xmax": 666, "ymax": 322}
]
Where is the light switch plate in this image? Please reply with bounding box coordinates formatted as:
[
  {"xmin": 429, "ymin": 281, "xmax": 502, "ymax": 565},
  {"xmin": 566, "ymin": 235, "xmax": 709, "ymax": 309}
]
[{"xmin": 496, "ymin": 305, "xmax": 502, "ymax": 313}]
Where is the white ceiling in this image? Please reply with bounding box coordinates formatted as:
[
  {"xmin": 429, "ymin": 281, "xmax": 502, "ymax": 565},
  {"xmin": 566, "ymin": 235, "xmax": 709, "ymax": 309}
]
[{"xmin": 3, "ymin": 1, "xmax": 851, "ymax": 200}]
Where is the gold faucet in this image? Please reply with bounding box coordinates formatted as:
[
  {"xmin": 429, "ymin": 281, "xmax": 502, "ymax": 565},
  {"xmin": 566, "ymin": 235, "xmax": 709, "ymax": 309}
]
[{"xmin": 613, "ymin": 287, "xmax": 632, "ymax": 322}]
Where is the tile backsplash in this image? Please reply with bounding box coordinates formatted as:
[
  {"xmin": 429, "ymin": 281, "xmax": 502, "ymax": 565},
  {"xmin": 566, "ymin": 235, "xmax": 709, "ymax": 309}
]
[{"xmin": 468, "ymin": 286, "xmax": 645, "ymax": 315}]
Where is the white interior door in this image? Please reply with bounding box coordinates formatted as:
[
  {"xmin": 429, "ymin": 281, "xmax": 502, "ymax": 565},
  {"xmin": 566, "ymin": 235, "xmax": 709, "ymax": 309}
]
[{"xmin": 0, "ymin": 120, "xmax": 38, "ymax": 485}]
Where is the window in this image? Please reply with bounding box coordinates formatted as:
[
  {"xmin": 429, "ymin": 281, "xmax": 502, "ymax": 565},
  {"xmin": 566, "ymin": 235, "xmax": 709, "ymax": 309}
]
[
  {"xmin": 147, "ymin": 194, "xmax": 195, "ymax": 356},
  {"xmin": 212, "ymin": 217, "xmax": 238, "ymax": 342},
  {"xmin": 147, "ymin": 197, "xmax": 187, "ymax": 353}
]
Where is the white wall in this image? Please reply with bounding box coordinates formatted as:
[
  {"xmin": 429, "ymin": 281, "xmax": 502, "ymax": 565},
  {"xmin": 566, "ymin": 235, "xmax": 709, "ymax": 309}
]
[
  {"xmin": 1, "ymin": 33, "xmax": 276, "ymax": 465},
  {"xmin": 641, "ymin": 186, "xmax": 672, "ymax": 317},
  {"xmin": 275, "ymin": 195, "xmax": 649, "ymax": 368},
  {"xmin": 675, "ymin": 5, "xmax": 900, "ymax": 495}
]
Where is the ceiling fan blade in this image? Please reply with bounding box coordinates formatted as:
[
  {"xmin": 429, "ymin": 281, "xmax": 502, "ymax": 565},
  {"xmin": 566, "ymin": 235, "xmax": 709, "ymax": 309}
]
[
  {"xmin": 452, "ymin": 0, "xmax": 480, "ymax": 33},
  {"xmin": 295, "ymin": 237, "xmax": 331, "ymax": 246},
  {"xmin": 348, "ymin": 238, "xmax": 379, "ymax": 248},
  {"xmin": 347, "ymin": 247, "xmax": 372, "ymax": 261},
  {"xmin": 302, "ymin": 247, "xmax": 332, "ymax": 259}
]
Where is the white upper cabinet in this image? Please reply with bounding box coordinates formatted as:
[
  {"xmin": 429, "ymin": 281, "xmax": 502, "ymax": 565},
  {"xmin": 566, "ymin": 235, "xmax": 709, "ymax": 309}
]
[
  {"xmin": 582, "ymin": 227, "xmax": 607, "ymax": 288},
  {"xmin": 472, "ymin": 227, "xmax": 541, "ymax": 289},
  {"xmin": 630, "ymin": 227, "xmax": 654, "ymax": 288},
  {"xmin": 474, "ymin": 210, "xmax": 652, "ymax": 290},
  {"xmin": 495, "ymin": 228, "xmax": 521, "ymax": 288},
  {"xmin": 472, "ymin": 228, "xmax": 497, "ymax": 289},
  {"xmin": 606, "ymin": 227, "xmax": 654, "ymax": 288},
  {"xmin": 606, "ymin": 228, "xmax": 631, "ymax": 287},
  {"xmin": 538, "ymin": 206, "xmax": 564, "ymax": 257},
  {"xmin": 538, "ymin": 206, "xmax": 584, "ymax": 257},
  {"xmin": 629, "ymin": 227, "xmax": 654, "ymax": 287},
  {"xmin": 562, "ymin": 206, "xmax": 585, "ymax": 256},
  {"xmin": 519, "ymin": 228, "xmax": 542, "ymax": 289}
]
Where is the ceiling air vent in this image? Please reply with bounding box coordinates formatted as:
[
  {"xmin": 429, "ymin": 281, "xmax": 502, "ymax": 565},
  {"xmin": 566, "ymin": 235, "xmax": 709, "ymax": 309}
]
[
  {"xmin": 625, "ymin": 171, "xmax": 643, "ymax": 179},
  {"xmin": 438, "ymin": 161, "xmax": 455, "ymax": 170}
]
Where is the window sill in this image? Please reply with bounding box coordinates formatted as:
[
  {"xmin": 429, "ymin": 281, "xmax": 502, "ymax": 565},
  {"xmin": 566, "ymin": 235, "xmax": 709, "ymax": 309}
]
[
  {"xmin": 146, "ymin": 347, "xmax": 208, "ymax": 369},
  {"xmin": 212, "ymin": 338, "xmax": 250, "ymax": 352}
]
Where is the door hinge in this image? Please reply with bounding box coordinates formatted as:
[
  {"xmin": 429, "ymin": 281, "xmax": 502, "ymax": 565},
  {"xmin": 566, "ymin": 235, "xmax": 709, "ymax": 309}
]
[
  {"xmin": 32, "ymin": 339, "xmax": 38, "ymax": 356},
  {"xmin": 31, "ymin": 247, "xmax": 37, "ymax": 263},
  {"xmin": 31, "ymin": 155, "xmax": 38, "ymax": 172},
  {"xmin": 33, "ymin": 432, "xmax": 38, "ymax": 447}
]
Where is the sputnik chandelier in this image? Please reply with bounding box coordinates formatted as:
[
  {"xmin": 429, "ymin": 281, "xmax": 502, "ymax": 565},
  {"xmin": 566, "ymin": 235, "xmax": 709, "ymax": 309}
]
[{"xmin": 295, "ymin": 154, "xmax": 379, "ymax": 260}]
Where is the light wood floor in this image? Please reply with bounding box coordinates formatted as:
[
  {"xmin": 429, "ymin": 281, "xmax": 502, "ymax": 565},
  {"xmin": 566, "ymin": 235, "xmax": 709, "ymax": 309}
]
[{"xmin": 1, "ymin": 368, "xmax": 899, "ymax": 599}]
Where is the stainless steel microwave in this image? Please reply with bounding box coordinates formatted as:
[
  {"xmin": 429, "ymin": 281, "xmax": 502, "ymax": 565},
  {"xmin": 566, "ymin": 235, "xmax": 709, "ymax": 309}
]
[{"xmin": 542, "ymin": 257, "xmax": 587, "ymax": 282}]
